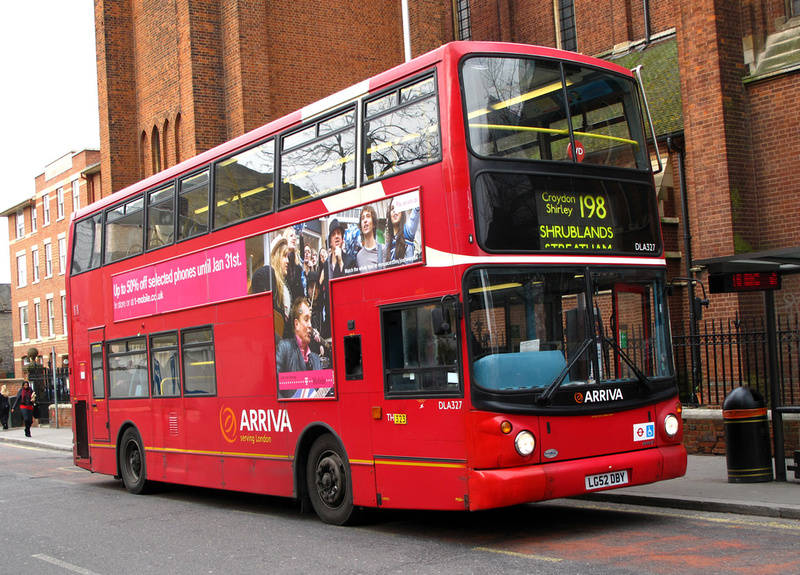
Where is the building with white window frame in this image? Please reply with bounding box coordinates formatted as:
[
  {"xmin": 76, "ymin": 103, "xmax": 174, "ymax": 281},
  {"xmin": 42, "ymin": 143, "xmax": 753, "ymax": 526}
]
[{"xmin": 0, "ymin": 149, "xmax": 101, "ymax": 378}]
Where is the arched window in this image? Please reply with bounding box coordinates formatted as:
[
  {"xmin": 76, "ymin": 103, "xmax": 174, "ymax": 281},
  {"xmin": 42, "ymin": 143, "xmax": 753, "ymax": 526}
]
[
  {"xmin": 174, "ymin": 113, "xmax": 182, "ymax": 165},
  {"xmin": 152, "ymin": 126, "xmax": 162, "ymax": 173},
  {"xmin": 163, "ymin": 119, "xmax": 170, "ymax": 169},
  {"xmin": 140, "ymin": 131, "xmax": 148, "ymax": 180}
]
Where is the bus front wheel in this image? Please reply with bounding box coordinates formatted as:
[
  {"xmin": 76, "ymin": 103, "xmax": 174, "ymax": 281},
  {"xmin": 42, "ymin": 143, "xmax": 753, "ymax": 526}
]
[
  {"xmin": 306, "ymin": 435, "xmax": 356, "ymax": 525},
  {"xmin": 119, "ymin": 428, "xmax": 152, "ymax": 494}
]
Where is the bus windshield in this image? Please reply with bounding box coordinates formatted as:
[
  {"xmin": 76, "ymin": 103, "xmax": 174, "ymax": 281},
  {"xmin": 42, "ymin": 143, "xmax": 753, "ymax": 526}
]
[
  {"xmin": 461, "ymin": 55, "xmax": 649, "ymax": 169},
  {"xmin": 467, "ymin": 267, "xmax": 673, "ymax": 394}
]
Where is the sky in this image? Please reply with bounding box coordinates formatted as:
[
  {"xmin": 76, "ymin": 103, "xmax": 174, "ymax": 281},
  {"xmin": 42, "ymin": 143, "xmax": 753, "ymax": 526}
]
[{"xmin": 0, "ymin": 1, "xmax": 100, "ymax": 283}]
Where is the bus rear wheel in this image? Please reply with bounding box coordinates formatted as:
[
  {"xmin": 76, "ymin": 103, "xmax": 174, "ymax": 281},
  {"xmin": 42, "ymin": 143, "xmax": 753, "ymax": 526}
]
[
  {"xmin": 306, "ymin": 435, "xmax": 356, "ymax": 525},
  {"xmin": 119, "ymin": 428, "xmax": 152, "ymax": 494}
]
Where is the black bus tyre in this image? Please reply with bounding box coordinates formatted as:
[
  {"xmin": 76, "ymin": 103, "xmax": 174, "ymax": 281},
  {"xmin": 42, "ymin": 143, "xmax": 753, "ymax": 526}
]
[
  {"xmin": 119, "ymin": 428, "xmax": 151, "ymax": 494},
  {"xmin": 306, "ymin": 435, "xmax": 356, "ymax": 525}
]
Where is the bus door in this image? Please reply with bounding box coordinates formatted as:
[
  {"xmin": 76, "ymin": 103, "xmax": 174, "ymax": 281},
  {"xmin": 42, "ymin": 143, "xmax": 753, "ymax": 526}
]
[
  {"xmin": 369, "ymin": 299, "xmax": 465, "ymax": 510},
  {"xmin": 89, "ymin": 332, "xmax": 111, "ymax": 443},
  {"xmin": 611, "ymin": 283, "xmax": 651, "ymax": 378},
  {"xmin": 149, "ymin": 332, "xmax": 188, "ymax": 484}
]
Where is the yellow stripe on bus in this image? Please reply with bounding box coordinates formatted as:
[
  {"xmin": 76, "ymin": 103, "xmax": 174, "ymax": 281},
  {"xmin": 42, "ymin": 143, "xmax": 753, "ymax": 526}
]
[{"xmin": 374, "ymin": 459, "xmax": 466, "ymax": 469}]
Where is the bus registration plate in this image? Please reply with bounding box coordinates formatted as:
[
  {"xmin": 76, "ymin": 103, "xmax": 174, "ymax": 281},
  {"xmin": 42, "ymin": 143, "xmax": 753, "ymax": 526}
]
[{"xmin": 584, "ymin": 470, "xmax": 629, "ymax": 491}]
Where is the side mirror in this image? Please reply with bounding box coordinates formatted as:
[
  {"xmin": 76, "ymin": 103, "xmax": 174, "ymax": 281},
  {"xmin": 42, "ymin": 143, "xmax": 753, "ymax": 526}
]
[
  {"xmin": 432, "ymin": 306, "xmax": 451, "ymax": 336},
  {"xmin": 432, "ymin": 295, "xmax": 461, "ymax": 336}
]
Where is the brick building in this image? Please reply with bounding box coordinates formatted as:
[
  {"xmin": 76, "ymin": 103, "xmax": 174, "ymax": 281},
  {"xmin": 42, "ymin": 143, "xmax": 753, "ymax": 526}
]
[
  {"xmin": 0, "ymin": 284, "xmax": 13, "ymax": 378},
  {"xmin": 1, "ymin": 150, "xmax": 102, "ymax": 378},
  {"xmin": 94, "ymin": 0, "xmax": 454, "ymax": 195}
]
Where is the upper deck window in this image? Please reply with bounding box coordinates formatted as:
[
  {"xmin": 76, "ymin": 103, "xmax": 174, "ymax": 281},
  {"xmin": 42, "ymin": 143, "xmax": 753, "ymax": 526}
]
[
  {"xmin": 462, "ymin": 56, "xmax": 648, "ymax": 170},
  {"xmin": 214, "ymin": 139, "xmax": 275, "ymax": 228},
  {"xmin": 105, "ymin": 197, "xmax": 144, "ymax": 264},
  {"xmin": 178, "ymin": 170, "xmax": 210, "ymax": 240},
  {"xmin": 280, "ymin": 108, "xmax": 356, "ymax": 207},
  {"xmin": 72, "ymin": 214, "xmax": 103, "ymax": 274},
  {"xmin": 147, "ymin": 184, "xmax": 175, "ymax": 249},
  {"xmin": 363, "ymin": 75, "xmax": 441, "ymax": 182}
]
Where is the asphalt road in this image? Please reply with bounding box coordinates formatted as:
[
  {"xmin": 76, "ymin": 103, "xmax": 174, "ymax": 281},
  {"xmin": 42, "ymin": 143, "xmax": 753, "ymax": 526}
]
[{"xmin": 1, "ymin": 443, "xmax": 798, "ymax": 574}]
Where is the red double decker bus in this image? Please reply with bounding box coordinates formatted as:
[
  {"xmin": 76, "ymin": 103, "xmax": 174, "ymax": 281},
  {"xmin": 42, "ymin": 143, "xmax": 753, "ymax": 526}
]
[{"xmin": 68, "ymin": 41, "xmax": 686, "ymax": 524}]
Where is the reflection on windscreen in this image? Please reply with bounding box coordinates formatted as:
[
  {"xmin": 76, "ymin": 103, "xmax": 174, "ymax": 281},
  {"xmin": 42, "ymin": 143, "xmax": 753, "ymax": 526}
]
[
  {"xmin": 467, "ymin": 268, "xmax": 673, "ymax": 392},
  {"xmin": 461, "ymin": 56, "xmax": 649, "ymax": 169}
]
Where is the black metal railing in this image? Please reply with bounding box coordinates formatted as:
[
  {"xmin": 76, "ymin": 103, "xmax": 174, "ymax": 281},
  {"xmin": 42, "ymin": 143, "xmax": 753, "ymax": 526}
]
[
  {"xmin": 673, "ymin": 313, "xmax": 800, "ymax": 408},
  {"xmin": 27, "ymin": 366, "xmax": 71, "ymax": 424}
]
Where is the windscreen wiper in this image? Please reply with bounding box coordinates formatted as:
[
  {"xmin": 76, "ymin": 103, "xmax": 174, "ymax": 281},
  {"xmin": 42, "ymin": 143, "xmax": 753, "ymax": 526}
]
[
  {"xmin": 601, "ymin": 335, "xmax": 653, "ymax": 393},
  {"xmin": 537, "ymin": 338, "xmax": 592, "ymax": 405}
]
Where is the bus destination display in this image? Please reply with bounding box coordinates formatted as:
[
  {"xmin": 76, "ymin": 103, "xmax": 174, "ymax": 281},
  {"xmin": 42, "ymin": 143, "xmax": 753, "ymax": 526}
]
[
  {"xmin": 473, "ymin": 173, "xmax": 661, "ymax": 257},
  {"xmin": 536, "ymin": 190, "xmax": 616, "ymax": 252}
]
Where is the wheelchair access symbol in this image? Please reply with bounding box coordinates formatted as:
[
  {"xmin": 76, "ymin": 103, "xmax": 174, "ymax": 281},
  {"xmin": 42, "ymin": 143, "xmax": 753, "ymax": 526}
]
[{"xmin": 633, "ymin": 422, "xmax": 655, "ymax": 442}]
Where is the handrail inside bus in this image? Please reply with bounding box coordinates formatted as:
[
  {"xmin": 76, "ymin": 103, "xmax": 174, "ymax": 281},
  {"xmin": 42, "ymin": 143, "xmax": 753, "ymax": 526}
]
[{"xmin": 468, "ymin": 123, "xmax": 640, "ymax": 147}]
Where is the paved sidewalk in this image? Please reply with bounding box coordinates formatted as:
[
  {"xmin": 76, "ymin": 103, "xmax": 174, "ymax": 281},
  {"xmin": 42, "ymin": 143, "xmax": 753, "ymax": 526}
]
[
  {"xmin": 583, "ymin": 452, "xmax": 800, "ymax": 520},
  {"xmin": 0, "ymin": 424, "xmax": 74, "ymax": 453},
  {"xmin": 2, "ymin": 425, "xmax": 797, "ymax": 519}
]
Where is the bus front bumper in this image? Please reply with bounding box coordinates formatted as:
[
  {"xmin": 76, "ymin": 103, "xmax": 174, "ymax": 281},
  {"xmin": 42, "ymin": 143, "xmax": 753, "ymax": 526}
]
[{"xmin": 467, "ymin": 443, "xmax": 687, "ymax": 511}]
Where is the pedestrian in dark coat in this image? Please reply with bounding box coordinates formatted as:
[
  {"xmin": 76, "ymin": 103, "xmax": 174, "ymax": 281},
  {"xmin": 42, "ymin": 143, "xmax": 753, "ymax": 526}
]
[{"xmin": 13, "ymin": 382, "xmax": 35, "ymax": 437}]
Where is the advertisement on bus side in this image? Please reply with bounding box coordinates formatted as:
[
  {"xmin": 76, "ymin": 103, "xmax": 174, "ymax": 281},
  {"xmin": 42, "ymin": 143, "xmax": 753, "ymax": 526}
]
[{"xmin": 111, "ymin": 190, "xmax": 423, "ymax": 400}]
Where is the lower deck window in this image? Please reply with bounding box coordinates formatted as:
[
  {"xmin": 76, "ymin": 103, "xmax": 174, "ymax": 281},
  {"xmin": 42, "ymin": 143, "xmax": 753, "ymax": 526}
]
[
  {"xmin": 382, "ymin": 300, "xmax": 460, "ymax": 397},
  {"xmin": 108, "ymin": 337, "xmax": 148, "ymax": 398},
  {"xmin": 182, "ymin": 327, "xmax": 216, "ymax": 395}
]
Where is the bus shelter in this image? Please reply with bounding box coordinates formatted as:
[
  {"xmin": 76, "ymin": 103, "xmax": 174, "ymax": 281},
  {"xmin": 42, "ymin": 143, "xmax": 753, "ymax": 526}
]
[{"xmin": 696, "ymin": 245, "xmax": 800, "ymax": 481}]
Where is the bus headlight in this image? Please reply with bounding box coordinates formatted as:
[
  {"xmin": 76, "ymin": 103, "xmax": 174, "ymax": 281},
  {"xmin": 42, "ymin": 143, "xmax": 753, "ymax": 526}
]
[
  {"xmin": 514, "ymin": 430, "xmax": 536, "ymax": 456},
  {"xmin": 664, "ymin": 414, "xmax": 679, "ymax": 438}
]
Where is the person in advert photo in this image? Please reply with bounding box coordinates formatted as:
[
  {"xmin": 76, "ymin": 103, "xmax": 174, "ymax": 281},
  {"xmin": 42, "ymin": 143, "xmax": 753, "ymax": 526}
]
[{"xmin": 276, "ymin": 298, "xmax": 333, "ymax": 399}]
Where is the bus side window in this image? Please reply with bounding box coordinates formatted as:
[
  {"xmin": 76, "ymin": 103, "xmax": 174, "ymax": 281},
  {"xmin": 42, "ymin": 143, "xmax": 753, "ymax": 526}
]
[
  {"xmin": 147, "ymin": 184, "xmax": 175, "ymax": 249},
  {"xmin": 213, "ymin": 139, "xmax": 275, "ymax": 228},
  {"xmin": 344, "ymin": 335, "xmax": 363, "ymax": 380},
  {"xmin": 182, "ymin": 327, "xmax": 217, "ymax": 395},
  {"xmin": 280, "ymin": 108, "xmax": 356, "ymax": 207},
  {"xmin": 178, "ymin": 170, "xmax": 210, "ymax": 241},
  {"xmin": 364, "ymin": 75, "xmax": 441, "ymax": 182},
  {"xmin": 381, "ymin": 300, "xmax": 461, "ymax": 397},
  {"xmin": 91, "ymin": 343, "xmax": 104, "ymax": 399},
  {"xmin": 72, "ymin": 215, "xmax": 103, "ymax": 274},
  {"xmin": 105, "ymin": 196, "xmax": 144, "ymax": 263}
]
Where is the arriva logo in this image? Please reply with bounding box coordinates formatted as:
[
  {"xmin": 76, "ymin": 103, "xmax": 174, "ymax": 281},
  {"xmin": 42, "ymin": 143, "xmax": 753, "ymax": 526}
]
[
  {"xmin": 574, "ymin": 388, "xmax": 623, "ymax": 403},
  {"xmin": 220, "ymin": 407, "xmax": 238, "ymax": 443},
  {"xmin": 220, "ymin": 406, "xmax": 293, "ymax": 443}
]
